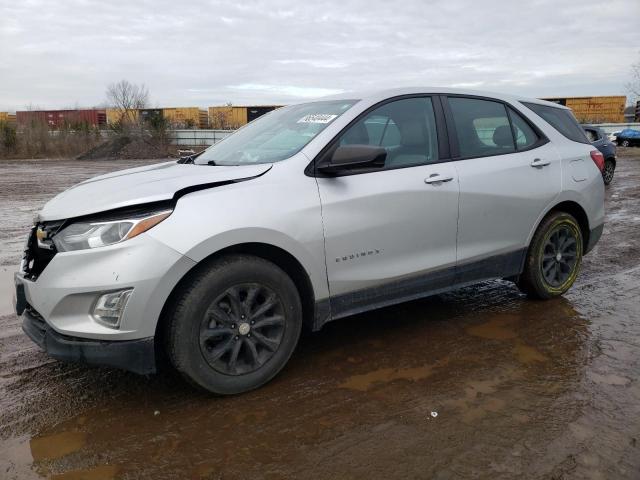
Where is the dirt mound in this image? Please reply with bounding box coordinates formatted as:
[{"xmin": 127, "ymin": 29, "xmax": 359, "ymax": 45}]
[
  {"xmin": 77, "ymin": 136, "xmax": 171, "ymax": 160},
  {"xmin": 77, "ymin": 136, "xmax": 131, "ymax": 160},
  {"xmin": 119, "ymin": 137, "xmax": 170, "ymax": 159}
]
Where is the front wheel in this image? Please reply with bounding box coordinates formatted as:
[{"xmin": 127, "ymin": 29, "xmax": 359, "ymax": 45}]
[
  {"xmin": 621, "ymin": 140, "xmax": 630, "ymax": 147},
  {"xmin": 517, "ymin": 212, "xmax": 583, "ymax": 299},
  {"xmin": 165, "ymin": 255, "xmax": 302, "ymax": 395}
]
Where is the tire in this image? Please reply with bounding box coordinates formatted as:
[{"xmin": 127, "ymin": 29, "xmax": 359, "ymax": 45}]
[
  {"xmin": 165, "ymin": 254, "xmax": 302, "ymax": 395},
  {"xmin": 517, "ymin": 212, "xmax": 583, "ymax": 300},
  {"xmin": 621, "ymin": 140, "xmax": 630, "ymax": 147},
  {"xmin": 602, "ymin": 159, "xmax": 615, "ymax": 185}
]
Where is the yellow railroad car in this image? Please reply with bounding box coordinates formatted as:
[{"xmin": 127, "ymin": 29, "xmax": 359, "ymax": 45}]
[
  {"xmin": 208, "ymin": 106, "xmax": 247, "ymax": 129},
  {"xmin": 106, "ymin": 108, "xmax": 139, "ymax": 125},
  {"xmin": 542, "ymin": 96, "xmax": 626, "ymax": 123},
  {"xmin": 0, "ymin": 112, "xmax": 16, "ymax": 125},
  {"xmin": 208, "ymin": 106, "xmax": 282, "ymax": 129},
  {"xmin": 162, "ymin": 107, "xmax": 209, "ymax": 129}
]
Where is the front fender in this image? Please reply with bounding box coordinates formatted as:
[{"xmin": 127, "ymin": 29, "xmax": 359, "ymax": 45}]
[
  {"xmin": 147, "ymin": 166, "xmax": 329, "ymax": 301},
  {"xmin": 182, "ymin": 227, "xmax": 329, "ymax": 300}
]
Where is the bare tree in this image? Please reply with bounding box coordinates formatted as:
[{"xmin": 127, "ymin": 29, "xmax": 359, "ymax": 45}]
[
  {"xmin": 625, "ymin": 57, "xmax": 640, "ymax": 103},
  {"xmin": 105, "ymin": 80, "xmax": 149, "ymax": 129}
]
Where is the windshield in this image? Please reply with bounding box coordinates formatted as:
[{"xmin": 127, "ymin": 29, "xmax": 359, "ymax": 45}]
[{"xmin": 196, "ymin": 100, "xmax": 357, "ymax": 166}]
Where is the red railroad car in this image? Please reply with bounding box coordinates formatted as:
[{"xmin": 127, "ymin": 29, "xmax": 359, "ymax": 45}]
[{"xmin": 16, "ymin": 109, "xmax": 107, "ymax": 129}]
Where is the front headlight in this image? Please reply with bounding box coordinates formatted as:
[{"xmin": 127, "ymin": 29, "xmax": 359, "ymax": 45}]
[{"xmin": 53, "ymin": 209, "xmax": 172, "ymax": 252}]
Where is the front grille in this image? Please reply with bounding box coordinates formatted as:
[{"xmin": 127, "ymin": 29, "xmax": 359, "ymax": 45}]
[{"xmin": 22, "ymin": 221, "xmax": 63, "ymax": 280}]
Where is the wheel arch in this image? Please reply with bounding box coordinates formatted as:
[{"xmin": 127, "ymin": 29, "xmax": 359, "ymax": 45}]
[
  {"xmin": 154, "ymin": 242, "xmax": 318, "ymax": 352},
  {"xmin": 528, "ymin": 200, "xmax": 591, "ymax": 254}
]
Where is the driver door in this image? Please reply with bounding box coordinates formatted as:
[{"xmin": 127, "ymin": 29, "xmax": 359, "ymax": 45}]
[{"xmin": 314, "ymin": 96, "xmax": 460, "ymax": 319}]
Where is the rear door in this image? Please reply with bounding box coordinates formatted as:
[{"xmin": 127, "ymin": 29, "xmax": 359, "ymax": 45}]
[
  {"xmin": 314, "ymin": 96, "xmax": 459, "ymax": 318},
  {"xmin": 444, "ymin": 95, "xmax": 561, "ymax": 282}
]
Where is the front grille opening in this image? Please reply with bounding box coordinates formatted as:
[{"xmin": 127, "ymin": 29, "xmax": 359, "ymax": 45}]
[{"xmin": 23, "ymin": 223, "xmax": 61, "ymax": 280}]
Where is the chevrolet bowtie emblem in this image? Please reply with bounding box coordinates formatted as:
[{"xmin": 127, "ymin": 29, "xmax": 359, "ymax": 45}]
[{"xmin": 36, "ymin": 228, "xmax": 47, "ymax": 241}]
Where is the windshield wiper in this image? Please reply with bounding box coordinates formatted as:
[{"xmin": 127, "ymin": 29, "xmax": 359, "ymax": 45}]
[{"xmin": 178, "ymin": 150, "xmax": 205, "ymax": 164}]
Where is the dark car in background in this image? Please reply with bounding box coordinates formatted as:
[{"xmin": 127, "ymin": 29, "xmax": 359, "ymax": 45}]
[
  {"xmin": 615, "ymin": 128, "xmax": 640, "ymax": 148},
  {"xmin": 583, "ymin": 125, "xmax": 617, "ymax": 185}
]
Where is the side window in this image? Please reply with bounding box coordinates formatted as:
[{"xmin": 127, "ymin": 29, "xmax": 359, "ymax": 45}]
[
  {"xmin": 339, "ymin": 97, "xmax": 439, "ymax": 168},
  {"xmin": 509, "ymin": 108, "xmax": 540, "ymax": 149},
  {"xmin": 448, "ymin": 97, "xmax": 515, "ymax": 158},
  {"xmin": 362, "ymin": 115, "xmax": 401, "ymax": 147}
]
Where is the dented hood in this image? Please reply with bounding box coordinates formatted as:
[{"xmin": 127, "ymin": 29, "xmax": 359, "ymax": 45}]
[{"xmin": 38, "ymin": 161, "xmax": 272, "ymax": 221}]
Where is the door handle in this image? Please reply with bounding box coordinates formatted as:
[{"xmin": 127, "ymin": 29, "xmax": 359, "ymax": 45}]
[
  {"xmin": 530, "ymin": 158, "xmax": 551, "ymax": 168},
  {"xmin": 424, "ymin": 173, "xmax": 454, "ymax": 184}
]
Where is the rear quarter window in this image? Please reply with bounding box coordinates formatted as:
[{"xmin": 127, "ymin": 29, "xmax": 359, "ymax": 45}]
[{"xmin": 522, "ymin": 102, "xmax": 590, "ymax": 144}]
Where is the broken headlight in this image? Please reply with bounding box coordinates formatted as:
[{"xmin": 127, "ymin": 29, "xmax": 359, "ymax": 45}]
[{"xmin": 53, "ymin": 209, "xmax": 172, "ymax": 252}]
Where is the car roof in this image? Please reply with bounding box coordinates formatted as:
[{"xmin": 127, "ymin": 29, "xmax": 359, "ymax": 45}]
[{"xmin": 316, "ymin": 87, "xmax": 568, "ymax": 109}]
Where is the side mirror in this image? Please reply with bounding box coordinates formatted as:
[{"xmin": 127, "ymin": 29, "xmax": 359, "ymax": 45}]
[{"xmin": 317, "ymin": 144, "xmax": 386, "ymax": 174}]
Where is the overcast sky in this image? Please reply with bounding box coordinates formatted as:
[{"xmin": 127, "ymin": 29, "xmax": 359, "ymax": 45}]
[{"xmin": 0, "ymin": 0, "xmax": 638, "ymax": 111}]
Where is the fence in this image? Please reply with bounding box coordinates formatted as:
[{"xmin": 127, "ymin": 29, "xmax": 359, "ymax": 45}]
[
  {"xmin": 40, "ymin": 128, "xmax": 233, "ymax": 148},
  {"xmin": 168, "ymin": 129, "xmax": 234, "ymax": 147}
]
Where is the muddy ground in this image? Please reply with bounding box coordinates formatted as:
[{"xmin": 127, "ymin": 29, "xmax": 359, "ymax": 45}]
[{"xmin": 0, "ymin": 153, "xmax": 639, "ymax": 479}]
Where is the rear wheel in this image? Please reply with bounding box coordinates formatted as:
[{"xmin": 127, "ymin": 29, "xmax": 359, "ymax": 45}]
[
  {"xmin": 165, "ymin": 255, "xmax": 302, "ymax": 394},
  {"xmin": 517, "ymin": 212, "xmax": 583, "ymax": 299},
  {"xmin": 602, "ymin": 159, "xmax": 615, "ymax": 185}
]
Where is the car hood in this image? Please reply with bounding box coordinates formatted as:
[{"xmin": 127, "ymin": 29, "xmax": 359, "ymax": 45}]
[{"xmin": 38, "ymin": 161, "xmax": 272, "ymax": 221}]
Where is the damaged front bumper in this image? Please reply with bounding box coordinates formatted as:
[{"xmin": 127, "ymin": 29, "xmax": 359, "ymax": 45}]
[
  {"xmin": 15, "ymin": 230, "xmax": 196, "ymax": 374},
  {"xmin": 21, "ymin": 304, "xmax": 156, "ymax": 374}
]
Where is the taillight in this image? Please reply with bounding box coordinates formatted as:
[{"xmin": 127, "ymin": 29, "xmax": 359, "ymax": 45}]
[{"xmin": 590, "ymin": 150, "xmax": 605, "ymax": 172}]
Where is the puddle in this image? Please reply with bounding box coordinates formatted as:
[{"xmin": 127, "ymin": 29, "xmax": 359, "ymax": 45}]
[
  {"xmin": 513, "ymin": 343, "xmax": 549, "ymax": 363},
  {"xmin": 588, "ymin": 372, "xmax": 631, "ymax": 386},
  {"xmin": 51, "ymin": 465, "xmax": 119, "ymax": 480},
  {"xmin": 30, "ymin": 431, "xmax": 87, "ymax": 461},
  {"xmin": 465, "ymin": 315, "xmax": 519, "ymax": 340},
  {"xmin": 339, "ymin": 364, "xmax": 435, "ymax": 391},
  {"xmin": 445, "ymin": 389, "xmax": 509, "ymax": 423}
]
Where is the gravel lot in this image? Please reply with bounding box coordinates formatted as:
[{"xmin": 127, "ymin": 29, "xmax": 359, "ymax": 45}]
[{"xmin": 1, "ymin": 153, "xmax": 639, "ymax": 479}]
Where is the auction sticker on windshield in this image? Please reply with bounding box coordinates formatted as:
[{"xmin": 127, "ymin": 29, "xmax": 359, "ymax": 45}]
[{"xmin": 297, "ymin": 114, "xmax": 338, "ymax": 124}]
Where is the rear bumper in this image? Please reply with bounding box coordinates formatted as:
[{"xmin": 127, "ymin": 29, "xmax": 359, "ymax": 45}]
[
  {"xmin": 22, "ymin": 306, "xmax": 156, "ymax": 375},
  {"xmin": 585, "ymin": 223, "xmax": 604, "ymax": 255}
]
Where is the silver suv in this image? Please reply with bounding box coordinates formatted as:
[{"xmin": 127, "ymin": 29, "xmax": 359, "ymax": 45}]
[{"xmin": 14, "ymin": 88, "xmax": 605, "ymax": 394}]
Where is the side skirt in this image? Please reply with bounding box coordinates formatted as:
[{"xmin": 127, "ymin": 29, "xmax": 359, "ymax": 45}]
[{"xmin": 313, "ymin": 248, "xmax": 526, "ymax": 331}]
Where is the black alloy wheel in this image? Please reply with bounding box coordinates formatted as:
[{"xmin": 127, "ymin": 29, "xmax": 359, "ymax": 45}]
[
  {"xmin": 517, "ymin": 211, "xmax": 583, "ymax": 299},
  {"xmin": 541, "ymin": 225, "xmax": 579, "ymax": 288},
  {"xmin": 199, "ymin": 283, "xmax": 286, "ymax": 375},
  {"xmin": 165, "ymin": 254, "xmax": 302, "ymax": 395}
]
